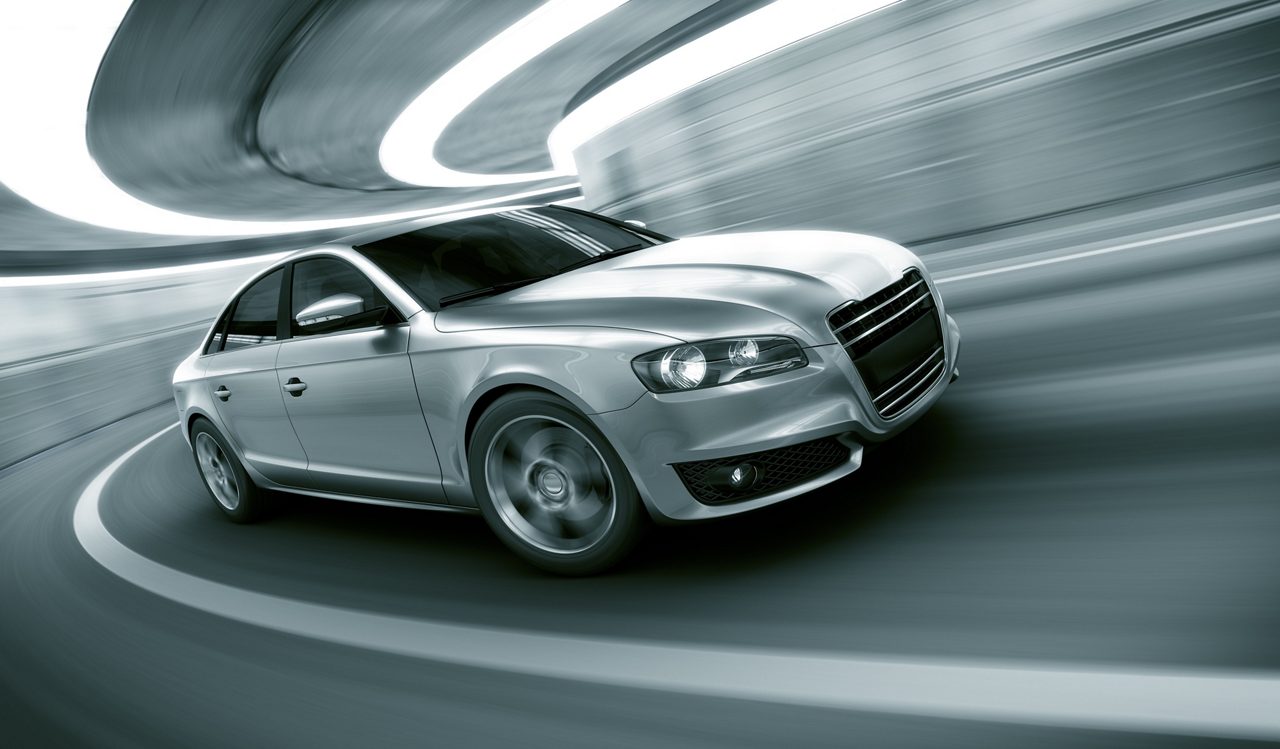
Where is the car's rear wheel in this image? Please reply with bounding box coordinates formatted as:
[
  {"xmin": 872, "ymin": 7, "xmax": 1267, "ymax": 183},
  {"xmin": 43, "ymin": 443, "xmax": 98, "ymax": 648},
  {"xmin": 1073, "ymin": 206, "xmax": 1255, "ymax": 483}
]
[
  {"xmin": 190, "ymin": 418, "xmax": 272, "ymax": 523},
  {"xmin": 469, "ymin": 391, "xmax": 646, "ymax": 575}
]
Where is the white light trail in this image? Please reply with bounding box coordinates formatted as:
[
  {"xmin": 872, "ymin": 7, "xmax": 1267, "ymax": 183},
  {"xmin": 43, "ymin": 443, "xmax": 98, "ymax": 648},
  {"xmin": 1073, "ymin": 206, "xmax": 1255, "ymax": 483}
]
[
  {"xmin": 380, "ymin": 0, "xmax": 625, "ymax": 187},
  {"xmin": 382, "ymin": 0, "xmax": 901, "ymax": 186},
  {"xmin": 0, "ymin": 1, "xmax": 576, "ymax": 236},
  {"xmin": 0, "ymin": 0, "xmax": 899, "ymax": 243},
  {"xmin": 0, "ymin": 252, "xmax": 291, "ymax": 289},
  {"xmin": 547, "ymin": 0, "xmax": 901, "ymax": 173}
]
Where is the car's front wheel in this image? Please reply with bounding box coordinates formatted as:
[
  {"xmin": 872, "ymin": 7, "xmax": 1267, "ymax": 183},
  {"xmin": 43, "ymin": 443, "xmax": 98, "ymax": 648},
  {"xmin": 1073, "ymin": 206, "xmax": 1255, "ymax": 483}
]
[{"xmin": 469, "ymin": 391, "xmax": 646, "ymax": 575}]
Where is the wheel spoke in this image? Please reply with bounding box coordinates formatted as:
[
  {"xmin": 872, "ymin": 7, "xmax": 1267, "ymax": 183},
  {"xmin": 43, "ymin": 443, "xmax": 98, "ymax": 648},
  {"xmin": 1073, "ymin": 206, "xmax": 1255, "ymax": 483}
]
[
  {"xmin": 484, "ymin": 415, "xmax": 617, "ymax": 554},
  {"xmin": 554, "ymin": 510, "xmax": 596, "ymax": 540},
  {"xmin": 561, "ymin": 493, "xmax": 604, "ymax": 523},
  {"xmin": 517, "ymin": 427, "xmax": 559, "ymax": 466},
  {"xmin": 195, "ymin": 433, "xmax": 240, "ymax": 511},
  {"xmin": 522, "ymin": 503, "xmax": 558, "ymax": 534}
]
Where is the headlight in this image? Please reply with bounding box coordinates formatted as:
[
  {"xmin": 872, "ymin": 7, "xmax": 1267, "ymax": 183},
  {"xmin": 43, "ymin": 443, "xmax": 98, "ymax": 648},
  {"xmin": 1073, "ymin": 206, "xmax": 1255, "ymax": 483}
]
[{"xmin": 632, "ymin": 337, "xmax": 808, "ymax": 393}]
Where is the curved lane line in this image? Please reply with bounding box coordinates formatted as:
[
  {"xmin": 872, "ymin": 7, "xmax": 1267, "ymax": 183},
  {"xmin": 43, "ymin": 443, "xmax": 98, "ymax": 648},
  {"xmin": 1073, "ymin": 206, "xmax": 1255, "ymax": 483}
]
[{"xmin": 76, "ymin": 424, "xmax": 1280, "ymax": 740}]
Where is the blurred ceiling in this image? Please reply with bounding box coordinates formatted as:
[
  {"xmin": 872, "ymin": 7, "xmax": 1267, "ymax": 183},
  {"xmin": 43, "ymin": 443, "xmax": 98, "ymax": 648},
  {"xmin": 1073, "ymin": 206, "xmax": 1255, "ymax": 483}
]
[{"xmin": 1, "ymin": 0, "xmax": 747, "ymax": 270}]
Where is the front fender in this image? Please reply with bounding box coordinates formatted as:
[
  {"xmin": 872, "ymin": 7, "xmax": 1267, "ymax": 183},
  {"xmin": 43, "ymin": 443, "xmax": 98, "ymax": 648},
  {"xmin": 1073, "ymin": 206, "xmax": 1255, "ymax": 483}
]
[{"xmin": 406, "ymin": 322, "xmax": 681, "ymax": 505}]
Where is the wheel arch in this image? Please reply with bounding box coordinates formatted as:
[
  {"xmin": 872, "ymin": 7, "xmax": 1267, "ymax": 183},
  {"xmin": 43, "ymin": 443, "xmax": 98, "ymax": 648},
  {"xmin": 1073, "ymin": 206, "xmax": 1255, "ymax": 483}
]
[
  {"xmin": 462, "ymin": 379, "xmax": 589, "ymax": 462},
  {"xmin": 185, "ymin": 407, "xmax": 216, "ymax": 441}
]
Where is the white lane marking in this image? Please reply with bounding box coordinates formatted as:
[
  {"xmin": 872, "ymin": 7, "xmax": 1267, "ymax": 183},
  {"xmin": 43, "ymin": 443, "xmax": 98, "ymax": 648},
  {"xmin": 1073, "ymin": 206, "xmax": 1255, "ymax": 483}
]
[
  {"xmin": 76, "ymin": 425, "xmax": 1280, "ymax": 740},
  {"xmin": 934, "ymin": 211, "xmax": 1280, "ymax": 284}
]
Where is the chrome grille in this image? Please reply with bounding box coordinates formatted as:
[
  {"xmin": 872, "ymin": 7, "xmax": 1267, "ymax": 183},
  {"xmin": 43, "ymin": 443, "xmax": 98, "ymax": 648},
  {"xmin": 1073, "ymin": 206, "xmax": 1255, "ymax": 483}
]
[{"xmin": 828, "ymin": 269, "xmax": 944, "ymax": 419}]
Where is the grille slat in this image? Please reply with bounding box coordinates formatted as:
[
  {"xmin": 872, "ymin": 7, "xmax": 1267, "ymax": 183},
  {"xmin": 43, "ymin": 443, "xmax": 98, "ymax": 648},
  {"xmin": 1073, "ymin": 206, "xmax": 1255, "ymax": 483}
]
[
  {"xmin": 879, "ymin": 357, "xmax": 945, "ymax": 415},
  {"xmin": 830, "ymin": 279, "xmax": 925, "ymax": 336},
  {"xmin": 828, "ymin": 269, "xmax": 945, "ymax": 419},
  {"xmin": 674, "ymin": 437, "xmax": 849, "ymax": 505},
  {"xmin": 839, "ymin": 293, "xmax": 930, "ymax": 349},
  {"xmin": 873, "ymin": 346, "xmax": 944, "ymax": 404}
]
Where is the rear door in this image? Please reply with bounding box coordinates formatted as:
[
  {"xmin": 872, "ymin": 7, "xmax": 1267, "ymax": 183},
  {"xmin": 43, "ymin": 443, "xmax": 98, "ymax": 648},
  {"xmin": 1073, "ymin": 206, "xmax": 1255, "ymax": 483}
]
[
  {"xmin": 275, "ymin": 256, "xmax": 443, "ymax": 502},
  {"xmin": 203, "ymin": 267, "xmax": 309, "ymax": 486}
]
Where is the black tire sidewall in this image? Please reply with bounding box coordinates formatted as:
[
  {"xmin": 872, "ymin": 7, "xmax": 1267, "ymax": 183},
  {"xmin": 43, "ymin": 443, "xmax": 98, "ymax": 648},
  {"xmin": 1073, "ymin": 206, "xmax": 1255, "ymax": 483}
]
[
  {"xmin": 189, "ymin": 418, "xmax": 269, "ymax": 523},
  {"xmin": 468, "ymin": 391, "xmax": 646, "ymax": 575}
]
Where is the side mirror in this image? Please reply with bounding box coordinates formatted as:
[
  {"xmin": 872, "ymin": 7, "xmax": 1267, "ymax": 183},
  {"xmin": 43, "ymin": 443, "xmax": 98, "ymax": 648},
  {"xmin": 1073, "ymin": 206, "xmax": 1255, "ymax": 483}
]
[
  {"xmin": 623, "ymin": 219, "xmax": 647, "ymax": 229},
  {"xmin": 295, "ymin": 293, "xmax": 365, "ymax": 328}
]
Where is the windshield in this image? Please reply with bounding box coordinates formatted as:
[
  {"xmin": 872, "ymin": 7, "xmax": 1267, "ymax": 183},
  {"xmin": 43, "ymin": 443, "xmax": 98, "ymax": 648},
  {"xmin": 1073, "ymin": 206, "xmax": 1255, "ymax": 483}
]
[{"xmin": 356, "ymin": 206, "xmax": 666, "ymax": 308}]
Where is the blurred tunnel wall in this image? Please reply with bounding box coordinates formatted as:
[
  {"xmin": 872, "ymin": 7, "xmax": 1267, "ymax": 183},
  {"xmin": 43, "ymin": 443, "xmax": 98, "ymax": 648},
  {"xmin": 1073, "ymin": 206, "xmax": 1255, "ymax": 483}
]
[
  {"xmin": 575, "ymin": 0, "xmax": 1280, "ymax": 241},
  {"xmin": 0, "ymin": 268, "xmax": 259, "ymax": 469}
]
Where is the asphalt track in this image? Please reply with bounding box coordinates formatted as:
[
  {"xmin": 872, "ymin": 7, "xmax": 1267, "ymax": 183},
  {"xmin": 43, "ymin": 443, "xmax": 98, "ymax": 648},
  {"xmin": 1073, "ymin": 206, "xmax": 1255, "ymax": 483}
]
[{"xmin": 2, "ymin": 202, "xmax": 1277, "ymax": 747}]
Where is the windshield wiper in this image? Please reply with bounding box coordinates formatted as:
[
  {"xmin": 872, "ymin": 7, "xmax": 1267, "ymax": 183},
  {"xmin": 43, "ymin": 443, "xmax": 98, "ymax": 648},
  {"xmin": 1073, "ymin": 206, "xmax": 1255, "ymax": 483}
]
[
  {"xmin": 438, "ymin": 276, "xmax": 552, "ymax": 307},
  {"xmin": 554, "ymin": 244, "xmax": 649, "ymax": 274}
]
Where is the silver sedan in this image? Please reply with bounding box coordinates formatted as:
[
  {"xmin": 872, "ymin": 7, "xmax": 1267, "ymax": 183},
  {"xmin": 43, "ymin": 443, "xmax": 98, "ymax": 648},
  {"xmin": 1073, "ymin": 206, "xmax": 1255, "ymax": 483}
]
[{"xmin": 173, "ymin": 205, "xmax": 960, "ymax": 574}]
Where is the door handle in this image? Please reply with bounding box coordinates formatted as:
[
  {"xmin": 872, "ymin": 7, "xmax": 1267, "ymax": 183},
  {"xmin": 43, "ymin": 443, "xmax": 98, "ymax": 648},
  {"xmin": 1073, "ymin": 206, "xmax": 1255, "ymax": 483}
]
[
  {"xmin": 214, "ymin": 386, "xmax": 231, "ymax": 401},
  {"xmin": 282, "ymin": 377, "xmax": 308, "ymax": 396}
]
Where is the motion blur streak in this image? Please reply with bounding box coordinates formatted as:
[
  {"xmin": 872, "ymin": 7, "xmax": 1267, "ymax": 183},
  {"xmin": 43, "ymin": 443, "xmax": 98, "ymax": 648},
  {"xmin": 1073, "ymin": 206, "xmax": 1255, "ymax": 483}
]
[
  {"xmin": 380, "ymin": 0, "xmax": 624, "ymax": 187},
  {"xmin": 0, "ymin": 192, "xmax": 579, "ymax": 285},
  {"xmin": 934, "ymin": 211, "xmax": 1280, "ymax": 284},
  {"xmin": 0, "ymin": 2, "xmax": 575, "ymax": 236},
  {"xmin": 74, "ymin": 424, "xmax": 1280, "ymax": 742},
  {"xmin": 0, "ymin": 252, "xmax": 289, "ymax": 288},
  {"xmin": 547, "ymin": 0, "xmax": 902, "ymax": 172}
]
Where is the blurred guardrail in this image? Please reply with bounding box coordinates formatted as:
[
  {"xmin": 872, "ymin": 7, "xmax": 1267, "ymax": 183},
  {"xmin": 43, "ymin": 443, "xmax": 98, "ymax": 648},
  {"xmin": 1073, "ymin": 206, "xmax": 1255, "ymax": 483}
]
[
  {"xmin": 576, "ymin": 0, "xmax": 1280, "ymax": 241},
  {"xmin": 0, "ymin": 324, "xmax": 205, "ymax": 469},
  {"xmin": 0, "ymin": 268, "xmax": 261, "ymax": 469}
]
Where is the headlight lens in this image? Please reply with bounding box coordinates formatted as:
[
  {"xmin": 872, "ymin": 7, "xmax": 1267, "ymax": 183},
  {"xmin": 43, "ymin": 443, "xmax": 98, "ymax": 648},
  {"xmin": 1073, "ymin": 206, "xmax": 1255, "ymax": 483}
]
[
  {"xmin": 659, "ymin": 345, "xmax": 707, "ymax": 389},
  {"xmin": 632, "ymin": 337, "xmax": 808, "ymax": 393}
]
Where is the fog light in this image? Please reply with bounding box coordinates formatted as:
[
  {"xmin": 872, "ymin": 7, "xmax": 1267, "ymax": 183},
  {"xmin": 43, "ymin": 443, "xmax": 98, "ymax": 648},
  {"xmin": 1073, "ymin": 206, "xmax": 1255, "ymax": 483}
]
[{"xmin": 707, "ymin": 462, "xmax": 760, "ymax": 491}]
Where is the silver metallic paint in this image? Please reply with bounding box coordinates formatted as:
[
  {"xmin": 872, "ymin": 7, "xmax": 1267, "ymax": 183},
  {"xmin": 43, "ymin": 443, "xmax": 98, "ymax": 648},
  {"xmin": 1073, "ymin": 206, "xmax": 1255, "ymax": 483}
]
[
  {"xmin": 173, "ymin": 228, "xmax": 959, "ymax": 521},
  {"xmin": 276, "ymin": 323, "xmax": 443, "ymax": 502}
]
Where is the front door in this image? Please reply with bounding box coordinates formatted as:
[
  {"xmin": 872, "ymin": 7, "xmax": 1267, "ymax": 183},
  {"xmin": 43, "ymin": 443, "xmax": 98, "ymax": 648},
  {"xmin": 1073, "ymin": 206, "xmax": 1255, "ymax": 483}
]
[{"xmin": 275, "ymin": 256, "xmax": 442, "ymax": 502}]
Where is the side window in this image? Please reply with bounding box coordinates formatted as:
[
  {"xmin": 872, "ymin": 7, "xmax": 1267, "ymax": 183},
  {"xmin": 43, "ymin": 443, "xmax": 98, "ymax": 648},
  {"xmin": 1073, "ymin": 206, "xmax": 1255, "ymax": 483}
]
[
  {"xmin": 222, "ymin": 268, "xmax": 283, "ymax": 352},
  {"xmin": 290, "ymin": 257, "xmax": 388, "ymax": 337}
]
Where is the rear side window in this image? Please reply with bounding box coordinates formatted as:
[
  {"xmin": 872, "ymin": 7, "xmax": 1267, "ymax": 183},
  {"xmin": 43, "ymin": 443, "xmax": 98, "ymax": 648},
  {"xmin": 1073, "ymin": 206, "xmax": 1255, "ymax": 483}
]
[{"xmin": 222, "ymin": 268, "xmax": 283, "ymax": 352}]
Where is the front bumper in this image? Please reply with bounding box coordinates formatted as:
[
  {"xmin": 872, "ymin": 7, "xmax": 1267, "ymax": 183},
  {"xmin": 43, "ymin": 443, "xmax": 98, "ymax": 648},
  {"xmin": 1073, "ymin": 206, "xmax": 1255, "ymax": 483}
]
[{"xmin": 592, "ymin": 314, "xmax": 960, "ymax": 522}]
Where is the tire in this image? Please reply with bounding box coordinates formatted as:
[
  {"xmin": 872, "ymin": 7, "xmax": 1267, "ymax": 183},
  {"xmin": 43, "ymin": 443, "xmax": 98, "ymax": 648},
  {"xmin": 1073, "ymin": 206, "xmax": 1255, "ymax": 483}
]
[
  {"xmin": 469, "ymin": 391, "xmax": 647, "ymax": 575},
  {"xmin": 189, "ymin": 418, "xmax": 273, "ymax": 523}
]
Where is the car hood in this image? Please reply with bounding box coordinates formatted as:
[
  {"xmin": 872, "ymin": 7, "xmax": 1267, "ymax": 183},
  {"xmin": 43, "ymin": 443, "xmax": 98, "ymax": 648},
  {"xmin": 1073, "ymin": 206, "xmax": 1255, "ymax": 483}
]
[{"xmin": 433, "ymin": 230, "xmax": 921, "ymax": 345}]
